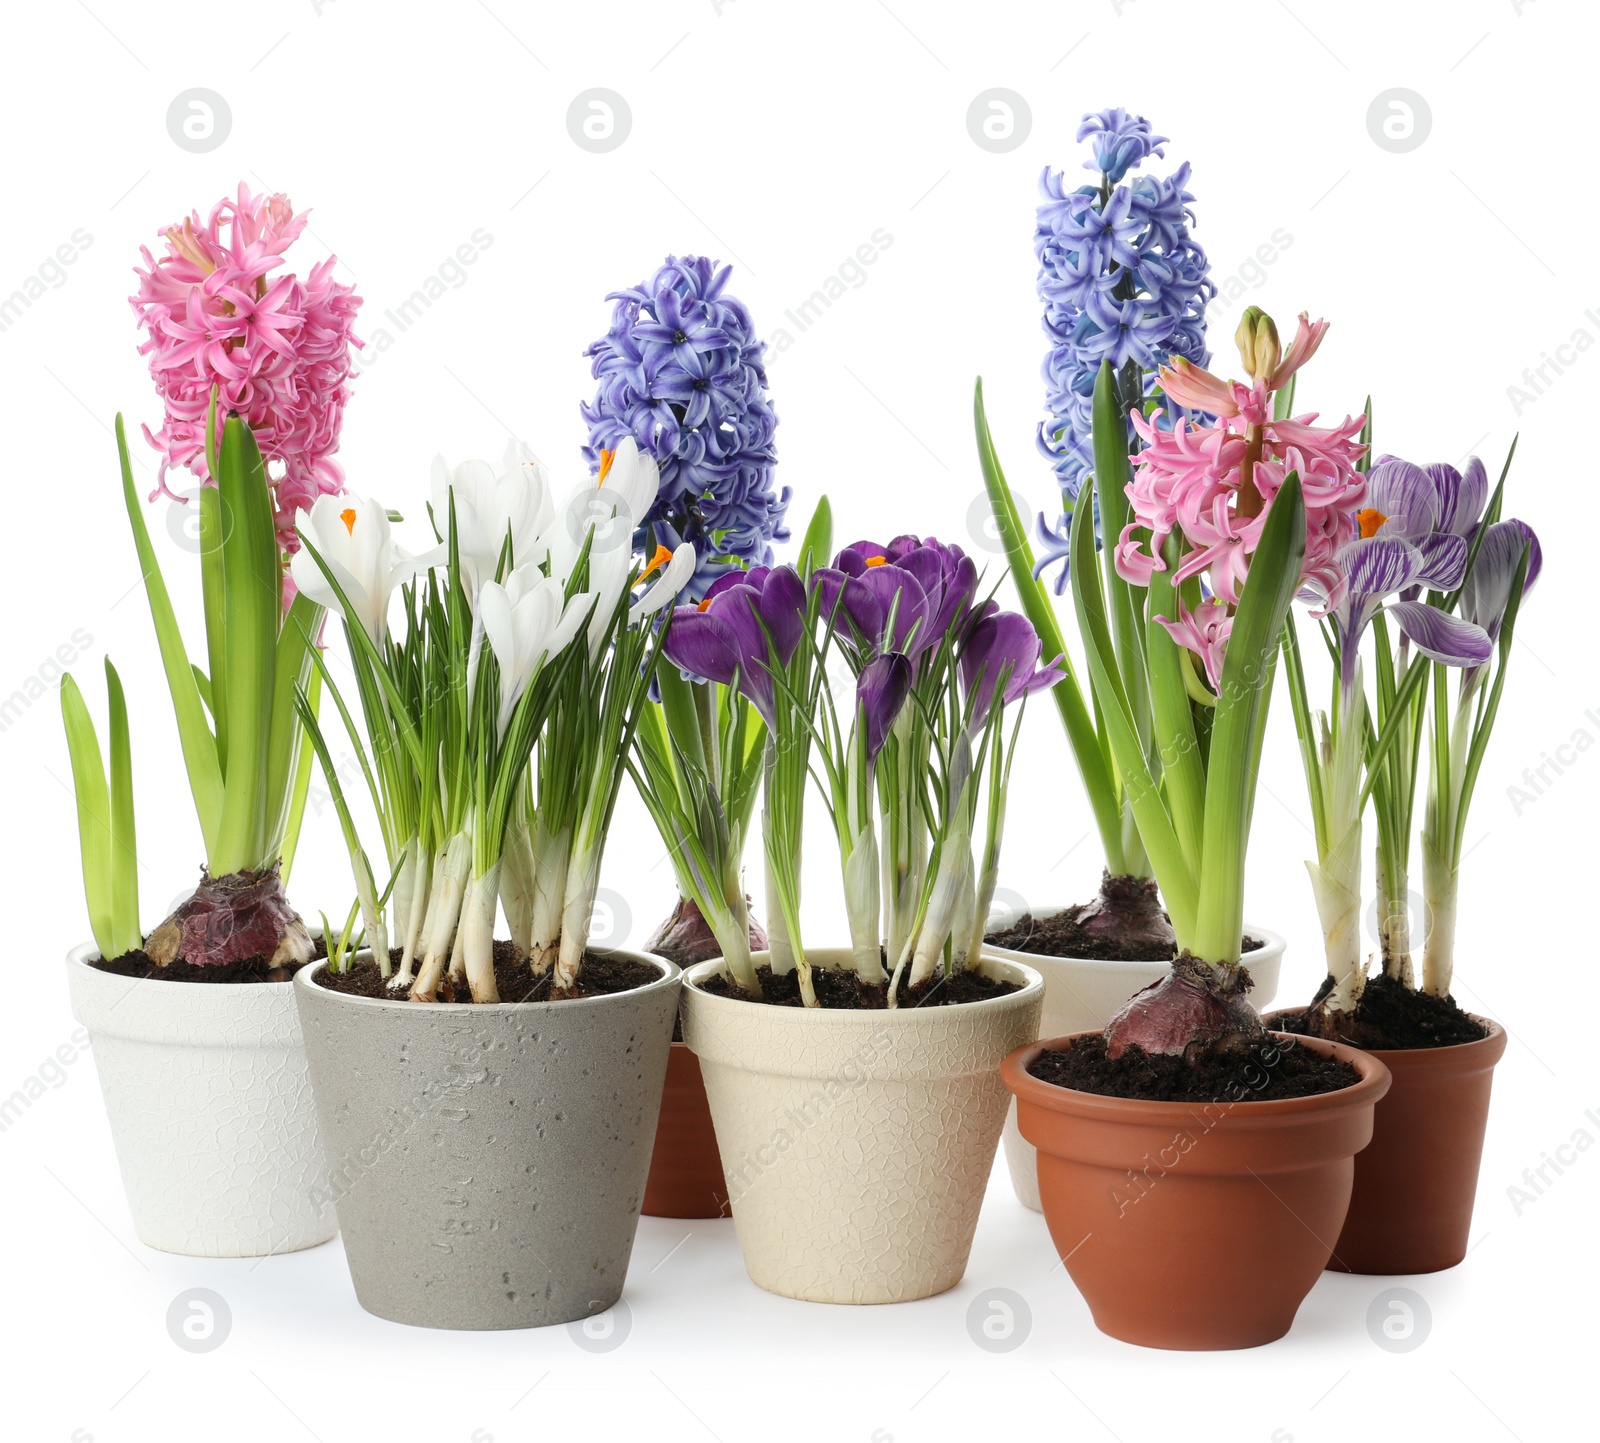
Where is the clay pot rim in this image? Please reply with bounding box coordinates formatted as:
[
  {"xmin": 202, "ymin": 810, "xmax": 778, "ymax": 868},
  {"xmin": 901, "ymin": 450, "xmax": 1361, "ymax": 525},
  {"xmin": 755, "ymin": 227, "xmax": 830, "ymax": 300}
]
[
  {"xmin": 1261, "ymin": 1009, "xmax": 1508, "ymax": 1069},
  {"xmin": 293, "ymin": 947, "xmax": 680, "ymax": 1014},
  {"xmin": 1003, "ymin": 1029, "xmax": 1392, "ymax": 1123},
  {"xmin": 682, "ymin": 946, "xmax": 1044, "ymax": 1023},
  {"xmin": 69, "ymin": 942, "xmax": 298, "ymax": 992},
  {"xmin": 982, "ymin": 908, "xmax": 1287, "ymax": 971}
]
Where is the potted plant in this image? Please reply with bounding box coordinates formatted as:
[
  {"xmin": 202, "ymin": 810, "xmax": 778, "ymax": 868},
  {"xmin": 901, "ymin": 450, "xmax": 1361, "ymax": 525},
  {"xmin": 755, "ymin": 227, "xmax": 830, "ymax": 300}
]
[
  {"xmin": 973, "ymin": 110, "xmax": 1283, "ymax": 1208},
  {"xmin": 1273, "ymin": 444, "xmax": 1536, "ymax": 1273},
  {"xmin": 63, "ymin": 187, "xmax": 359, "ymax": 1257},
  {"xmin": 1002, "ymin": 313, "xmax": 1391, "ymax": 1350},
  {"xmin": 671, "ymin": 537, "xmax": 1051, "ymax": 1304},
  {"xmin": 290, "ymin": 435, "xmax": 690, "ymax": 1328},
  {"xmin": 583, "ymin": 256, "xmax": 789, "ymax": 1218}
]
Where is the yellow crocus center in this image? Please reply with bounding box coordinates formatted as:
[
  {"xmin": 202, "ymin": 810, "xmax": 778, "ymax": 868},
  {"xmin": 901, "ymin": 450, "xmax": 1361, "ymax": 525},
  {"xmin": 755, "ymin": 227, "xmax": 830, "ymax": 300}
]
[
  {"xmin": 1357, "ymin": 508, "xmax": 1388, "ymax": 539},
  {"xmin": 637, "ymin": 544, "xmax": 674, "ymax": 585},
  {"xmin": 597, "ymin": 448, "xmax": 616, "ymax": 486},
  {"xmin": 864, "ymin": 555, "xmax": 887, "ymax": 567},
  {"xmin": 340, "ymin": 507, "xmax": 358, "ymax": 535}
]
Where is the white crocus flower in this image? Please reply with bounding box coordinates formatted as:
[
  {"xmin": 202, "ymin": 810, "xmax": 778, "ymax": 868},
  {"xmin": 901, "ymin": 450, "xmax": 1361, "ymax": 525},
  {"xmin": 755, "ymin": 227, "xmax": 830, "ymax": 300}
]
[
  {"xmin": 290, "ymin": 494, "xmax": 423, "ymax": 643},
  {"xmin": 630, "ymin": 541, "xmax": 696, "ymax": 624},
  {"xmin": 430, "ymin": 437, "xmax": 556, "ymax": 597},
  {"xmin": 479, "ymin": 563, "xmax": 589, "ymax": 734}
]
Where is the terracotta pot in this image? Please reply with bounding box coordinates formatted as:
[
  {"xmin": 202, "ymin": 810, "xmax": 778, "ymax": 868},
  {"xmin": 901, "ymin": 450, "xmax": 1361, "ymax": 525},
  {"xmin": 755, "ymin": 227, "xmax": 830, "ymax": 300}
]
[
  {"xmin": 985, "ymin": 903, "xmax": 1285, "ymax": 1213},
  {"xmin": 683, "ymin": 948, "xmax": 1044, "ymax": 1304},
  {"xmin": 1265, "ymin": 1011, "xmax": 1507, "ymax": 1274},
  {"xmin": 1004, "ymin": 1030, "xmax": 1390, "ymax": 1350},
  {"xmin": 642, "ymin": 1041, "xmax": 729, "ymax": 1218}
]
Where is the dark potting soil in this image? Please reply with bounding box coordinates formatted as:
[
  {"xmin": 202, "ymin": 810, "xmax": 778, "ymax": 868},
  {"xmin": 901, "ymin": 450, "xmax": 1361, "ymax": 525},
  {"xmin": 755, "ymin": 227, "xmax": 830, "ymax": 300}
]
[
  {"xmin": 1027, "ymin": 1031, "xmax": 1360, "ymax": 1103},
  {"xmin": 90, "ymin": 934, "xmax": 327, "ymax": 985},
  {"xmin": 697, "ymin": 962, "xmax": 1022, "ymax": 1010},
  {"xmin": 1277, "ymin": 972, "xmax": 1488, "ymax": 1050},
  {"xmin": 313, "ymin": 939, "xmax": 660, "ymax": 1003},
  {"xmin": 985, "ymin": 907, "xmax": 1263, "ymax": 963}
]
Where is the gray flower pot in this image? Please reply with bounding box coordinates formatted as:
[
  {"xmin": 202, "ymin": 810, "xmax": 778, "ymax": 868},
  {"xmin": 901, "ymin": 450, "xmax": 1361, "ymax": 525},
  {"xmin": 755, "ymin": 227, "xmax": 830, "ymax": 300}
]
[{"xmin": 293, "ymin": 948, "xmax": 679, "ymax": 1329}]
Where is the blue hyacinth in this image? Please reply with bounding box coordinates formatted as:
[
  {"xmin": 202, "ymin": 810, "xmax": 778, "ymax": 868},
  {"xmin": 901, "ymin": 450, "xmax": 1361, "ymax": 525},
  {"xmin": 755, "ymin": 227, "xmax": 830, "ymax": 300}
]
[
  {"xmin": 1034, "ymin": 109, "xmax": 1214, "ymax": 592},
  {"xmin": 583, "ymin": 255, "xmax": 788, "ymax": 600}
]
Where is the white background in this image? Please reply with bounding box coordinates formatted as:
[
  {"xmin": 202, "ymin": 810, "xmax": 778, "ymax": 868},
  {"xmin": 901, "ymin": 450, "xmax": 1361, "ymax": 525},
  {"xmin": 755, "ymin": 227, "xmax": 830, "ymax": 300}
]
[{"xmin": 1, "ymin": 1, "xmax": 1594, "ymax": 1439}]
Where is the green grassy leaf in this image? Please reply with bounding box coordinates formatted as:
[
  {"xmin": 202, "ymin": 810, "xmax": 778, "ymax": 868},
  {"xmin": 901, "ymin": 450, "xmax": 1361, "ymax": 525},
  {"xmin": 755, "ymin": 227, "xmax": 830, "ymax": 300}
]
[
  {"xmin": 104, "ymin": 659, "xmax": 141, "ymax": 956},
  {"xmin": 115, "ymin": 415, "xmax": 223, "ymax": 855},
  {"xmin": 973, "ymin": 378, "xmax": 1127, "ymax": 870},
  {"xmin": 60, "ymin": 674, "xmax": 113, "ymax": 958}
]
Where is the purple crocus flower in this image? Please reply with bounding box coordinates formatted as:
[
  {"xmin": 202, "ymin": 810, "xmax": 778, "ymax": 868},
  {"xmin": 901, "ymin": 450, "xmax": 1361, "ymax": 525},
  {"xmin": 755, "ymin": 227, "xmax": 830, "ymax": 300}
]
[
  {"xmin": 662, "ymin": 563, "xmax": 806, "ymax": 724},
  {"xmin": 1463, "ymin": 518, "xmax": 1542, "ymax": 641},
  {"xmin": 1363, "ymin": 458, "xmax": 1471, "ymax": 594},
  {"xmin": 813, "ymin": 536, "xmax": 982, "ymax": 664},
  {"xmin": 959, "ymin": 611, "xmax": 1064, "ymax": 734},
  {"xmin": 855, "ymin": 651, "xmax": 913, "ymax": 761},
  {"xmin": 1425, "ymin": 457, "xmax": 1490, "ymax": 538},
  {"xmin": 1317, "ymin": 538, "xmax": 1492, "ymax": 689}
]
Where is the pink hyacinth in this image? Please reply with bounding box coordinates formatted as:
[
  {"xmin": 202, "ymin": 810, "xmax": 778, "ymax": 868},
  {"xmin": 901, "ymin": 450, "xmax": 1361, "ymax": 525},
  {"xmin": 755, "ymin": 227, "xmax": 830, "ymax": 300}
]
[
  {"xmin": 1116, "ymin": 313, "xmax": 1367, "ymax": 623},
  {"xmin": 1153, "ymin": 596, "xmax": 1233, "ymax": 690},
  {"xmin": 131, "ymin": 184, "xmax": 362, "ymax": 553}
]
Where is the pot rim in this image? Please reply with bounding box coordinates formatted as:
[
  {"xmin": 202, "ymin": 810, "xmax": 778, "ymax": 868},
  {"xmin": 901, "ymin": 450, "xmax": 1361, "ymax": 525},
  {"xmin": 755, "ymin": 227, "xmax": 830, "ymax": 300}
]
[
  {"xmin": 1003, "ymin": 1029, "xmax": 1391, "ymax": 1122},
  {"xmin": 682, "ymin": 946, "xmax": 1044, "ymax": 1022},
  {"xmin": 1261, "ymin": 1008, "xmax": 1508, "ymax": 1068},
  {"xmin": 981, "ymin": 910, "xmax": 1287, "ymax": 970},
  {"xmin": 293, "ymin": 945, "xmax": 679, "ymax": 1014}
]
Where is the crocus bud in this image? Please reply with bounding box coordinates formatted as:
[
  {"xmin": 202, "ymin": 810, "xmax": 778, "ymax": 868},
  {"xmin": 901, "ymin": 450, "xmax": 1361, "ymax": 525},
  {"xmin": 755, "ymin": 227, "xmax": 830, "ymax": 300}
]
[{"xmin": 1234, "ymin": 306, "xmax": 1281, "ymax": 383}]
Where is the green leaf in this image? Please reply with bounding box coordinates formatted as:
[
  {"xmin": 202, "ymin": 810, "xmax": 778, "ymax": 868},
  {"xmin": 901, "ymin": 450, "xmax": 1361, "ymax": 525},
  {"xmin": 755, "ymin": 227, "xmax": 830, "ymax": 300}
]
[
  {"xmin": 1070, "ymin": 476, "xmax": 1196, "ymax": 934},
  {"xmin": 105, "ymin": 659, "xmax": 141, "ymax": 956},
  {"xmin": 1192, "ymin": 473, "xmax": 1306, "ymax": 962},
  {"xmin": 211, "ymin": 416, "xmax": 281, "ymax": 873},
  {"xmin": 797, "ymin": 494, "xmax": 833, "ymax": 578},
  {"xmin": 115, "ymin": 415, "xmax": 223, "ymax": 855},
  {"xmin": 279, "ymin": 666, "xmax": 321, "ymax": 886},
  {"xmin": 1091, "ymin": 362, "xmax": 1151, "ymax": 757},
  {"xmin": 61, "ymin": 674, "xmax": 113, "ymax": 959},
  {"xmin": 263, "ymin": 592, "xmax": 323, "ymax": 864},
  {"xmin": 973, "ymin": 378, "xmax": 1127, "ymax": 871},
  {"xmin": 199, "ymin": 484, "xmax": 229, "ymax": 769},
  {"xmin": 1144, "ymin": 530, "xmax": 1205, "ymax": 873},
  {"xmin": 1452, "ymin": 542, "xmax": 1531, "ymax": 859}
]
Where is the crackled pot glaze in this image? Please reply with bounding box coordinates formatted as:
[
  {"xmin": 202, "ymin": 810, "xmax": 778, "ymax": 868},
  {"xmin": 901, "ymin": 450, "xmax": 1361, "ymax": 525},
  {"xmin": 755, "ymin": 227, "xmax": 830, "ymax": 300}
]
[
  {"xmin": 985, "ymin": 906, "xmax": 1285, "ymax": 1212},
  {"xmin": 681, "ymin": 948, "xmax": 1044, "ymax": 1305},
  {"xmin": 67, "ymin": 943, "xmax": 336, "ymax": 1258},
  {"xmin": 294, "ymin": 948, "xmax": 679, "ymax": 1330}
]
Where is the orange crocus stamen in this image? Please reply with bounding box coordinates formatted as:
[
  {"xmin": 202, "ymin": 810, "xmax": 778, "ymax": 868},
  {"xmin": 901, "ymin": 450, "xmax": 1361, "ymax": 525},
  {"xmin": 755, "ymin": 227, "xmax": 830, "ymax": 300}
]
[
  {"xmin": 864, "ymin": 555, "xmax": 888, "ymax": 567},
  {"xmin": 339, "ymin": 507, "xmax": 358, "ymax": 535},
  {"xmin": 697, "ymin": 596, "xmax": 714, "ymax": 612},
  {"xmin": 597, "ymin": 448, "xmax": 616, "ymax": 485},
  {"xmin": 637, "ymin": 543, "xmax": 674, "ymax": 584},
  {"xmin": 1357, "ymin": 508, "xmax": 1388, "ymax": 540}
]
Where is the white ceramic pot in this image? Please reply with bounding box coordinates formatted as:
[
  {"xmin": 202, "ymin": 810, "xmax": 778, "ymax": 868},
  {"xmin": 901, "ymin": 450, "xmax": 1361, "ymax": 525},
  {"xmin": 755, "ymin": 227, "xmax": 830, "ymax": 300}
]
[
  {"xmin": 66, "ymin": 944, "xmax": 335, "ymax": 1257},
  {"xmin": 984, "ymin": 906, "xmax": 1285, "ymax": 1212},
  {"xmin": 681, "ymin": 947, "xmax": 1043, "ymax": 1304}
]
